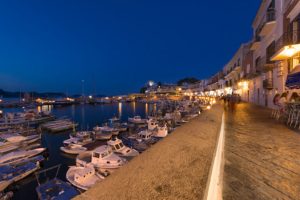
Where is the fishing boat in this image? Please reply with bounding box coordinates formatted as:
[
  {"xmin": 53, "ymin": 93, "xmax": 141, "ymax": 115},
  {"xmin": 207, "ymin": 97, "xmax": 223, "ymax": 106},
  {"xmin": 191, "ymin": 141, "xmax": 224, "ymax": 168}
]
[
  {"xmin": 108, "ymin": 119, "xmax": 128, "ymax": 132},
  {"xmin": 60, "ymin": 144, "xmax": 87, "ymax": 155},
  {"xmin": 66, "ymin": 164, "xmax": 105, "ymax": 191},
  {"xmin": 0, "ymin": 156, "xmax": 43, "ymax": 192},
  {"xmin": 76, "ymin": 145, "xmax": 125, "ymax": 169},
  {"xmin": 107, "ymin": 138, "xmax": 139, "ymax": 157},
  {"xmin": 153, "ymin": 124, "xmax": 168, "ymax": 138},
  {"xmin": 35, "ymin": 165, "xmax": 79, "ymax": 200},
  {"xmin": 0, "ymin": 148, "xmax": 46, "ymax": 166},
  {"xmin": 67, "ymin": 131, "xmax": 93, "ymax": 145},
  {"xmin": 135, "ymin": 130, "xmax": 153, "ymax": 141},
  {"xmin": 93, "ymin": 126, "xmax": 113, "ymax": 140},
  {"xmin": 128, "ymin": 116, "xmax": 147, "ymax": 124},
  {"xmin": 96, "ymin": 125, "xmax": 119, "ymax": 136},
  {"xmin": 147, "ymin": 118, "xmax": 158, "ymax": 131}
]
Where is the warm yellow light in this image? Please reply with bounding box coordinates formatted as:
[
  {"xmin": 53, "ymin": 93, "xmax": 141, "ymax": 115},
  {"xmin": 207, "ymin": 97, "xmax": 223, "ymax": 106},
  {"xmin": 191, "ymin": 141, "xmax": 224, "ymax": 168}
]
[
  {"xmin": 272, "ymin": 44, "xmax": 300, "ymax": 61},
  {"xmin": 283, "ymin": 46, "xmax": 297, "ymax": 57},
  {"xmin": 207, "ymin": 105, "xmax": 211, "ymax": 110},
  {"xmin": 238, "ymin": 81, "xmax": 249, "ymax": 90}
]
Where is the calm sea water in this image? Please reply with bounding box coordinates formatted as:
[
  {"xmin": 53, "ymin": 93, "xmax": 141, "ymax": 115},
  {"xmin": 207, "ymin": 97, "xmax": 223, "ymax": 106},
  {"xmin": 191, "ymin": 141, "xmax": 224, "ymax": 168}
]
[{"xmin": 2, "ymin": 102, "xmax": 154, "ymax": 200}]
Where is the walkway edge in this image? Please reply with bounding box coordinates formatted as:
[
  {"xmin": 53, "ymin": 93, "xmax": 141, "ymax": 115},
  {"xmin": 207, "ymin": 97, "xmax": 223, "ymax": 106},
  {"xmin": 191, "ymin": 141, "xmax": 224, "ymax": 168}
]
[{"xmin": 203, "ymin": 112, "xmax": 225, "ymax": 200}]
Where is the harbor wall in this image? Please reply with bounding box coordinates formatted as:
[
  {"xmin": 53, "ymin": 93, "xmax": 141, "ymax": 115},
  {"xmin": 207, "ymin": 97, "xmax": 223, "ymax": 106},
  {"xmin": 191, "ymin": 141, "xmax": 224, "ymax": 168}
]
[{"xmin": 75, "ymin": 104, "xmax": 224, "ymax": 200}]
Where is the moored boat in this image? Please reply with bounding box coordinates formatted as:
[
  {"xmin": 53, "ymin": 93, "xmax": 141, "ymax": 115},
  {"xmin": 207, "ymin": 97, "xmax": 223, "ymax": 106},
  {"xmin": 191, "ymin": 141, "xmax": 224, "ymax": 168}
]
[
  {"xmin": 107, "ymin": 138, "xmax": 139, "ymax": 157},
  {"xmin": 60, "ymin": 144, "xmax": 87, "ymax": 155},
  {"xmin": 35, "ymin": 165, "xmax": 79, "ymax": 200},
  {"xmin": 128, "ymin": 116, "xmax": 147, "ymax": 124},
  {"xmin": 76, "ymin": 145, "xmax": 125, "ymax": 169},
  {"xmin": 66, "ymin": 164, "xmax": 104, "ymax": 191},
  {"xmin": 0, "ymin": 148, "xmax": 46, "ymax": 166},
  {"xmin": 93, "ymin": 126, "xmax": 113, "ymax": 140},
  {"xmin": 0, "ymin": 156, "xmax": 43, "ymax": 192}
]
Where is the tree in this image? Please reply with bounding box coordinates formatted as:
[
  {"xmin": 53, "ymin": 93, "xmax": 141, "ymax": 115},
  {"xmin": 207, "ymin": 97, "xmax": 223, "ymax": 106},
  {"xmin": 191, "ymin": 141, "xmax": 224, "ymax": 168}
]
[
  {"xmin": 177, "ymin": 77, "xmax": 199, "ymax": 86},
  {"xmin": 140, "ymin": 87, "xmax": 147, "ymax": 94}
]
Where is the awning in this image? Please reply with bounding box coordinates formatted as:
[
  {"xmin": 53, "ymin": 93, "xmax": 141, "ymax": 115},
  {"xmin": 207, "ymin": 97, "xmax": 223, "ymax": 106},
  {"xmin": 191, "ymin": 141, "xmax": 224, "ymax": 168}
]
[{"xmin": 286, "ymin": 71, "xmax": 300, "ymax": 89}]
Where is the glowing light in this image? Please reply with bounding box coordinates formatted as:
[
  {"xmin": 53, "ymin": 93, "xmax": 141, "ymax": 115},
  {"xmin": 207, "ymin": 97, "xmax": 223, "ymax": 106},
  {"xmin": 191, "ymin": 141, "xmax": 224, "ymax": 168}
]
[
  {"xmin": 272, "ymin": 44, "xmax": 300, "ymax": 61},
  {"xmin": 207, "ymin": 105, "xmax": 211, "ymax": 110},
  {"xmin": 238, "ymin": 81, "xmax": 249, "ymax": 90},
  {"xmin": 89, "ymin": 95, "xmax": 92, "ymax": 99},
  {"xmin": 148, "ymin": 81, "xmax": 154, "ymax": 87}
]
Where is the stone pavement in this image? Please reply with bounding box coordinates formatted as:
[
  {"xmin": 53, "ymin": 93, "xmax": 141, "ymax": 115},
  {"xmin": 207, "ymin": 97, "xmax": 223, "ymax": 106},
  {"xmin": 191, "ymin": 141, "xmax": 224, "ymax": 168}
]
[{"xmin": 223, "ymin": 103, "xmax": 300, "ymax": 200}]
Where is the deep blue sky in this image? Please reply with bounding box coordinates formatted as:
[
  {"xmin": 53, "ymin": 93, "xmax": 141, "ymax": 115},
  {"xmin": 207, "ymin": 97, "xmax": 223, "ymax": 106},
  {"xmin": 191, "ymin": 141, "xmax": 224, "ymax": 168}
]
[{"xmin": 0, "ymin": 0, "xmax": 261, "ymax": 95}]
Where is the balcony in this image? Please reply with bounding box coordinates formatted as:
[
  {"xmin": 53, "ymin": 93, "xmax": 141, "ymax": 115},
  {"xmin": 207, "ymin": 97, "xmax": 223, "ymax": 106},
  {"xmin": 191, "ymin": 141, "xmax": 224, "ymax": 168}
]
[
  {"xmin": 263, "ymin": 79, "xmax": 273, "ymax": 90},
  {"xmin": 250, "ymin": 36, "xmax": 261, "ymax": 51},
  {"xmin": 259, "ymin": 10, "xmax": 276, "ymax": 37},
  {"xmin": 272, "ymin": 30, "xmax": 300, "ymax": 61},
  {"xmin": 255, "ymin": 55, "xmax": 276, "ymax": 73}
]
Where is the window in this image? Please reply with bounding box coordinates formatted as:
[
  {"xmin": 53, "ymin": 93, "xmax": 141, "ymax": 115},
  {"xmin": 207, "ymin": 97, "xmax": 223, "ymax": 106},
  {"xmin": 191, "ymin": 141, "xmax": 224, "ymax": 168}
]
[{"xmin": 266, "ymin": 41, "xmax": 275, "ymax": 63}]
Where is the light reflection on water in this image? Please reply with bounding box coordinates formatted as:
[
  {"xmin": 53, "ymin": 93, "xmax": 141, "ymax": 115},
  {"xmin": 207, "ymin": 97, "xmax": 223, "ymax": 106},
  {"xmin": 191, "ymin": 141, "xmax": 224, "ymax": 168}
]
[{"xmin": 118, "ymin": 102, "xmax": 122, "ymax": 118}]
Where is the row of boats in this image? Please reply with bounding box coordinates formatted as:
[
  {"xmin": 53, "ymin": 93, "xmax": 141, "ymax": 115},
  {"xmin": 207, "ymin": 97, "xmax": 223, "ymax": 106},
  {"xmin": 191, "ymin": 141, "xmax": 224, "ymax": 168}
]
[{"xmin": 0, "ymin": 99, "xmax": 211, "ymax": 200}]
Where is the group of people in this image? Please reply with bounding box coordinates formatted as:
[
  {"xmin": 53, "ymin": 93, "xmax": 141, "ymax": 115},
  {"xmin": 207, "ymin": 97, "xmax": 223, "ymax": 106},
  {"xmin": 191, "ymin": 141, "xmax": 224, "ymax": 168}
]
[
  {"xmin": 273, "ymin": 91, "xmax": 300, "ymax": 108},
  {"xmin": 221, "ymin": 93, "xmax": 241, "ymax": 111}
]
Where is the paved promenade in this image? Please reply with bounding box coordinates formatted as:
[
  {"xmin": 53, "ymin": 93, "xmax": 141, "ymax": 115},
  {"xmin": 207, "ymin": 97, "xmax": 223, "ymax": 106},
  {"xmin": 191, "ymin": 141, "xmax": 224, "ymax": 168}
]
[
  {"xmin": 223, "ymin": 103, "xmax": 300, "ymax": 200},
  {"xmin": 76, "ymin": 104, "xmax": 223, "ymax": 200}
]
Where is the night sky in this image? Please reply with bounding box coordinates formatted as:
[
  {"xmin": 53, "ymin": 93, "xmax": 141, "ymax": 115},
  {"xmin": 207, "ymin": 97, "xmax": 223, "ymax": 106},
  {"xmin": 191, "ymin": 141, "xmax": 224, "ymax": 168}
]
[{"xmin": 0, "ymin": 0, "xmax": 261, "ymax": 95}]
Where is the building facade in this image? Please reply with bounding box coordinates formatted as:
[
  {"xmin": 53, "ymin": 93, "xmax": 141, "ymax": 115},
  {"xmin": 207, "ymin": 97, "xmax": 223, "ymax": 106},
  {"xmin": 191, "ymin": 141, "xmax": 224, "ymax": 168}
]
[{"xmin": 199, "ymin": 0, "xmax": 300, "ymax": 108}]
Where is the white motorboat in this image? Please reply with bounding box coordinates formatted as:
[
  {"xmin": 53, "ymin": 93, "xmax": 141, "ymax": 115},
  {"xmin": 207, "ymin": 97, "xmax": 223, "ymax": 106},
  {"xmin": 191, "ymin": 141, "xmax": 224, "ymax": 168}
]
[
  {"xmin": 69, "ymin": 131, "xmax": 93, "ymax": 144},
  {"xmin": 147, "ymin": 118, "xmax": 158, "ymax": 131},
  {"xmin": 0, "ymin": 148, "xmax": 46, "ymax": 166},
  {"xmin": 93, "ymin": 125, "xmax": 118, "ymax": 137},
  {"xmin": 66, "ymin": 164, "xmax": 104, "ymax": 191},
  {"xmin": 93, "ymin": 126, "xmax": 113, "ymax": 140},
  {"xmin": 76, "ymin": 145, "xmax": 125, "ymax": 169},
  {"xmin": 128, "ymin": 116, "xmax": 147, "ymax": 124},
  {"xmin": 136, "ymin": 130, "xmax": 153, "ymax": 141},
  {"xmin": 153, "ymin": 124, "xmax": 168, "ymax": 138},
  {"xmin": 60, "ymin": 144, "xmax": 87, "ymax": 155},
  {"xmin": 107, "ymin": 138, "xmax": 139, "ymax": 157}
]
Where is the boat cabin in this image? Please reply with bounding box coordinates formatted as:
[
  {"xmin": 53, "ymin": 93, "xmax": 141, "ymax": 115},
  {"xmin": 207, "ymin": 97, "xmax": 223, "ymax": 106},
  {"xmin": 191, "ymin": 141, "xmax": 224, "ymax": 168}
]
[
  {"xmin": 107, "ymin": 138, "xmax": 125, "ymax": 151},
  {"xmin": 138, "ymin": 130, "xmax": 152, "ymax": 140},
  {"xmin": 74, "ymin": 167, "xmax": 95, "ymax": 183}
]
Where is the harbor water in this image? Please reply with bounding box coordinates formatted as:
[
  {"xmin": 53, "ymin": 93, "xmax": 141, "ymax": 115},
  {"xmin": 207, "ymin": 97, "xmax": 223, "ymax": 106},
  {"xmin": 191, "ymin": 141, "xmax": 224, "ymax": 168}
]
[{"xmin": 2, "ymin": 102, "xmax": 155, "ymax": 200}]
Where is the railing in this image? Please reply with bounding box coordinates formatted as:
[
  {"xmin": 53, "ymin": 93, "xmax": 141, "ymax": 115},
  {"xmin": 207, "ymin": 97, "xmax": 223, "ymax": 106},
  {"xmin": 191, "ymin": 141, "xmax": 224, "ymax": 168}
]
[
  {"xmin": 256, "ymin": 56, "xmax": 276, "ymax": 73},
  {"xmin": 266, "ymin": 9, "xmax": 276, "ymax": 23},
  {"xmin": 256, "ymin": 9, "xmax": 276, "ymax": 35},
  {"xmin": 275, "ymin": 29, "xmax": 300, "ymax": 52}
]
